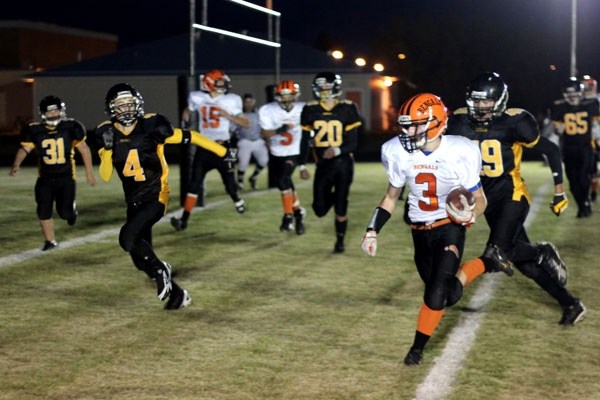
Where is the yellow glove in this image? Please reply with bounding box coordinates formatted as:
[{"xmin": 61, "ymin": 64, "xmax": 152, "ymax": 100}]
[{"xmin": 550, "ymin": 193, "xmax": 568, "ymax": 216}]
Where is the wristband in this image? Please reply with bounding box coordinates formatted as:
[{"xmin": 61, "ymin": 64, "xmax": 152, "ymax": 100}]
[{"xmin": 367, "ymin": 207, "xmax": 391, "ymax": 233}]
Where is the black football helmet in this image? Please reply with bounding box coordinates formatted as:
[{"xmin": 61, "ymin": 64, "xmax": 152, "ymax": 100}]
[
  {"xmin": 39, "ymin": 95, "xmax": 66, "ymax": 127},
  {"xmin": 104, "ymin": 83, "xmax": 144, "ymax": 126},
  {"xmin": 312, "ymin": 72, "xmax": 342, "ymax": 100},
  {"xmin": 562, "ymin": 77, "xmax": 583, "ymax": 105},
  {"xmin": 465, "ymin": 72, "xmax": 509, "ymax": 123}
]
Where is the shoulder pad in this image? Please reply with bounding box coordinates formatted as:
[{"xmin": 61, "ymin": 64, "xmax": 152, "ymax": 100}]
[
  {"xmin": 306, "ymin": 100, "xmax": 320, "ymax": 106},
  {"xmin": 96, "ymin": 120, "xmax": 112, "ymax": 129},
  {"xmin": 142, "ymin": 113, "xmax": 157, "ymax": 119},
  {"xmin": 504, "ymin": 108, "xmax": 527, "ymax": 116},
  {"xmin": 341, "ymin": 99, "xmax": 354, "ymax": 105},
  {"xmin": 453, "ymin": 107, "xmax": 468, "ymax": 115},
  {"xmin": 553, "ymin": 99, "xmax": 566, "ymax": 106}
]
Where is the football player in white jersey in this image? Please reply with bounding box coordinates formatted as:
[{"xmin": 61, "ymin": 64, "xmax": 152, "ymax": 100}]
[
  {"xmin": 171, "ymin": 69, "xmax": 249, "ymax": 231},
  {"xmin": 360, "ymin": 93, "xmax": 488, "ymax": 366},
  {"xmin": 259, "ymin": 80, "xmax": 307, "ymax": 234},
  {"xmin": 232, "ymin": 93, "xmax": 269, "ymax": 190}
]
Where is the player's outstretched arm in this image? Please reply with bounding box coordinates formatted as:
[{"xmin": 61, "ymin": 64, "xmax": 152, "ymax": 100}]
[{"xmin": 167, "ymin": 129, "xmax": 227, "ymax": 157}]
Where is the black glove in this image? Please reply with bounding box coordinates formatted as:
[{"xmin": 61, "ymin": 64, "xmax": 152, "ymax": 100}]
[
  {"xmin": 102, "ymin": 129, "xmax": 115, "ymax": 150},
  {"xmin": 276, "ymin": 124, "xmax": 290, "ymax": 135},
  {"xmin": 550, "ymin": 193, "xmax": 568, "ymax": 216},
  {"xmin": 224, "ymin": 148, "xmax": 238, "ymax": 163}
]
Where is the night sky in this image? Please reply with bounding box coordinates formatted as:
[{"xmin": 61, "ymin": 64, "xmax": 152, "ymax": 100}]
[{"xmin": 4, "ymin": 0, "xmax": 600, "ymax": 114}]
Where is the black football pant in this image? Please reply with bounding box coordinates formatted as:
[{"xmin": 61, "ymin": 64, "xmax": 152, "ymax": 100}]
[
  {"xmin": 563, "ymin": 145, "xmax": 594, "ymax": 212},
  {"xmin": 312, "ymin": 155, "xmax": 354, "ymax": 218},
  {"xmin": 270, "ymin": 155, "xmax": 298, "ymax": 191},
  {"xmin": 412, "ymin": 223, "xmax": 466, "ymax": 310},
  {"xmin": 35, "ymin": 175, "xmax": 76, "ymax": 221},
  {"xmin": 485, "ymin": 196, "xmax": 576, "ymax": 307},
  {"xmin": 119, "ymin": 199, "xmax": 165, "ymax": 277},
  {"xmin": 189, "ymin": 146, "xmax": 241, "ymax": 203}
]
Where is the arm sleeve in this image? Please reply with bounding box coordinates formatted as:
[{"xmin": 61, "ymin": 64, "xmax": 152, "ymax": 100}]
[
  {"xmin": 98, "ymin": 148, "xmax": 114, "ymax": 182},
  {"xmin": 166, "ymin": 128, "xmax": 226, "ymax": 157},
  {"xmin": 299, "ymin": 129, "xmax": 312, "ymax": 165},
  {"xmin": 531, "ymin": 136, "xmax": 564, "ymax": 185}
]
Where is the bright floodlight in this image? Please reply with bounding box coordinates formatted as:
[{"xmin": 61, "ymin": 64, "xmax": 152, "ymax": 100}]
[
  {"xmin": 331, "ymin": 50, "xmax": 344, "ymax": 59},
  {"xmin": 355, "ymin": 57, "xmax": 366, "ymax": 67},
  {"xmin": 373, "ymin": 63, "xmax": 384, "ymax": 72}
]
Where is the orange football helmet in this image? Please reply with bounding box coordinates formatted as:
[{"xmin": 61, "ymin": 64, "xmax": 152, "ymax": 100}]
[
  {"xmin": 274, "ymin": 80, "xmax": 300, "ymax": 111},
  {"xmin": 201, "ymin": 69, "xmax": 231, "ymax": 95},
  {"xmin": 396, "ymin": 93, "xmax": 448, "ymax": 153},
  {"xmin": 581, "ymin": 75, "xmax": 598, "ymax": 100}
]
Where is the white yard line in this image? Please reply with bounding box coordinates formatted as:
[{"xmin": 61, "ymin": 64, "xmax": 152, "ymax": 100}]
[
  {"xmin": 414, "ymin": 183, "xmax": 549, "ymax": 400},
  {"xmin": 0, "ymin": 189, "xmax": 273, "ymax": 269}
]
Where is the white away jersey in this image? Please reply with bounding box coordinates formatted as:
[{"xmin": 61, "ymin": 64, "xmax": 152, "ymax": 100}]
[
  {"xmin": 381, "ymin": 135, "xmax": 482, "ymax": 224},
  {"xmin": 187, "ymin": 91, "xmax": 243, "ymax": 141},
  {"xmin": 258, "ymin": 101, "xmax": 305, "ymax": 157}
]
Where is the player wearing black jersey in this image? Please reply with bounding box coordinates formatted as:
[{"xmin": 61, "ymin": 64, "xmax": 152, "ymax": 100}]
[
  {"xmin": 95, "ymin": 83, "xmax": 231, "ymax": 310},
  {"xmin": 550, "ymin": 78, "xmax": 600, "ymax": 217},
  {"xmin": 9, "ymin": 95, "xmax": 96, "ymax": 251},
  {"xmin": 299, "ymin": 72, "xmax": 362, "ymax": 253},
  {"xmin": 447, "ymin": 72, "xmax": 585, "ymax": 325}
]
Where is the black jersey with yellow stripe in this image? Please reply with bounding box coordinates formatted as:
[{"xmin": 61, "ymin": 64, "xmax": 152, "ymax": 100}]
[
  {"xmin": 446, "ymin": 107, "xmax": 540, "ymax": 205},
  {"xmin": 300, "ymin": 99, "xmax": 362, "ymax": 163},
  {"xmin": 20, "ymin": 119, "xmax": 86, "ymax": 178},
  {"xmin": 95, "ymin": 113, "xmax": 173, "ymax": 205},
  {"xmin": 550, "ymin": 98, "xmax": 600, "ymax": 148}
]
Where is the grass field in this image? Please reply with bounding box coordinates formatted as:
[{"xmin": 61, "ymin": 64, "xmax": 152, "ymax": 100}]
[{"xmin": 0, "ymin": 161, "xmax": 598, "ymax": 400}]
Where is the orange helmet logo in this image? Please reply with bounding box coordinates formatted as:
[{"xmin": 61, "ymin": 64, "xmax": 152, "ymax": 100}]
[{"xmin": 397, "ymin": 93, "xmax": 448, "ymax": 153}]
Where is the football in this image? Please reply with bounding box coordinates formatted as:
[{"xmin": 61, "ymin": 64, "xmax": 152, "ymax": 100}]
[{"xmin": 446, "ymin": 186, "xmax": 475, "ymax": 210}]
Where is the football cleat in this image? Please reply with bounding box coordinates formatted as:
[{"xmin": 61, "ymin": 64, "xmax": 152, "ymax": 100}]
[
  {"xmin": 235, "ymin": 199, "xmax": 246, "ymax": 214},
  {"xmin": 170, "ymin": 217, "xmax": 187, "ymax": 231},
  {"xmin": 404, "ymin": 347, "xmax": 423, "ymax": 366},
  {"xmin": 249, "ymin": 175, "xmax": 258, "ymax": 190},
  {"xmin": 165, "ymin": 286, "xmax": 192, "ymax": 310},
  {"xmin": 293, "ymin": 207, "xmax": 306, "ymax": 235},
  {"xmin": 280, "ymin": 214, "xmax": 294, "ymax": 232},
  {"xmin": 482, "ymin": 244, "xmax": 514, "ymax": 276},
  {"xmin": 67, "ymin": 207, "xmax": 78, "ymax": 226},
  {"xmin": 536, "ymin": 242, "xmax": 568, "ymax": 287},
  {"xmin": 559, "ymin": 299, "xmax": 586, "ymax": 325},
  {"xmin": 334, "ymin": 237, "xmax": 345, "ymax": 253},
  {"xmin": 42, "ymin": 240, "xmax": 58, "ymax": 251},
  {"xmin": 155, "ymin": 261, "xmax": 173, "ymax": 301}
]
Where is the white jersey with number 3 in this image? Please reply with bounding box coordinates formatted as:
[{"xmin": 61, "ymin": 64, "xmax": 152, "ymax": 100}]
[
  {"xmin": 259, "ymin": 101, "xmax": 305, "ymax": 157},
  {"xmin": 381, "ymin": 135, "xmax": 482, "ymax": 224},
  {"xmin": 187, "ymin": 91, "xmax": 243, "ymax": 141}
]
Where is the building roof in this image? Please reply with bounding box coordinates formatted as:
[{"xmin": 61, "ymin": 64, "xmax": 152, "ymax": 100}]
[
  {"xmin": 34, "ymin": 32, "xmax": 365, "ymax": 77},
  {"xmin": 0, "ymin": 20, "xmax": 118, "ymax": 42}
]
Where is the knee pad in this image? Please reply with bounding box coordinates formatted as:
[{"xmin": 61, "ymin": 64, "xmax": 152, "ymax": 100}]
[{"xmin": 446, "ymin": 277, "xmax": 464, "ymax": 307}]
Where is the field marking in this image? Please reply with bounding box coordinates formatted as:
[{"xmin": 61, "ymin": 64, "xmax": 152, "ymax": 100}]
[
  {"xmin": 0, "ymin": 189, "xmax": 273, "ymax": 269},
  {"xmin": 414, "ymin": 183, "xmax": 549, "ymax": 400}
]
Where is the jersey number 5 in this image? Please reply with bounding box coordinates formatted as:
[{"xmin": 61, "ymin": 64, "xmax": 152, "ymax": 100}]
[{"xmin": 201, "ymin": 106, "xmax": 221, "ymax": 129}]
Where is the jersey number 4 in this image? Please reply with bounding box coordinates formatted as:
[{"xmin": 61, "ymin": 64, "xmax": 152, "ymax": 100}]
[{"xmin": 123, "ymin": 149, "xmax": 146, "ymax": 181}]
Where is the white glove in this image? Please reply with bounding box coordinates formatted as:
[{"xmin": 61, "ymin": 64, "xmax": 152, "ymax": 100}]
[
  {"xmin": 361, "ymin": 230, "xmax": 378, "ymax": 257},
  {"xmin": 446, "ymin": 194, "xmax": 476, "ymax": 225}
]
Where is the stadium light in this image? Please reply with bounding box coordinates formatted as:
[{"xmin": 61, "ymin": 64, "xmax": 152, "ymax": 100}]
[
  {"xmin": 355, "ymin": 57, "xmax": 367, "ymax": 67},
  {"xmin": 331, "ymin": 50, "xmax": 344, "ymax": 59},
  {"xmin": 373, "ymin": 63, "xmax": 385, "ymax": 72}
]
